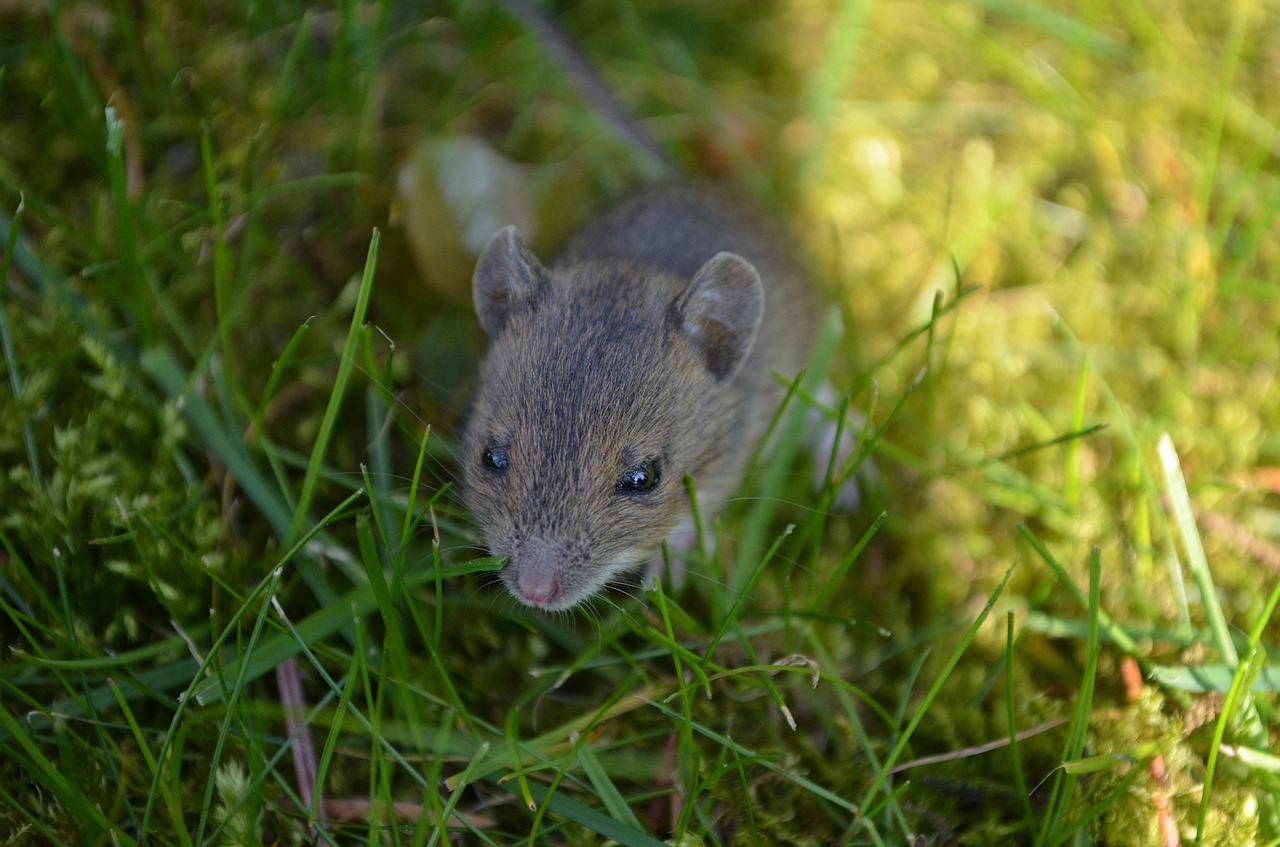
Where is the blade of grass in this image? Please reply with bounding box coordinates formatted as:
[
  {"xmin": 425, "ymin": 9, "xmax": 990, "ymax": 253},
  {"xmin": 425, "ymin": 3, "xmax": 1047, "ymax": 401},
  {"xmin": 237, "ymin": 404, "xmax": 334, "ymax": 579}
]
[
  {"xmin": 969, "ymin": 0, "xmax": 1126, "ymax": 57},
  {"xmin": 107, "ymin": 678, "xmax": 190, "ymax": 845},
  {"xmin": 730, "ymin": 634, "xmax": 805, "ymax": 731},
  {"xmin": 1205, "ymin": 573, "xmax": 1280, "ymax": 836},
  {"xmin": 984, "ymin": 423, "xmax": 1106, "ymax": 466},
  {"xmin": 458, "ymin": 677, "xmax": 654, "ymax": 791},
  {"xmin": 1038, "ymin": 547, "xmax": 1102, "ymax": 846},
  {"xmin": 648, "ymin": 577, "xmax": 711, "ymax": 697},
  {"xmin": 648, "ymin": 574, "xmax": 702, "ymax": 838},
  {"xmin": 188, "ymin": 487, "xmax": 364, "ymax": 706},
  {"xmin": 189, "ymin": 546, "xmax": 469, "ymax": 707},
  {"xmin": 396, "ymin": 423, "xmax": 434, "ymax": 583},
  {"xmin": 30, "ymin": 656, "xmax": 201, "ymax": 732},
  {"xmin": 850, "ymin": 283, "xmax": 981, "ymax": 400},
  {"xmin": 1157, "ymin": 434, "xmax": 1236, "ymax": 664},
  {"xmin": 642, "ymin": 697, "xmax": 861, "ymax": 816},
  {"xmin": 727, "ymin": 733, "xmax": 762, "ymax": 846},
  {"xmin": 577, "ymin": 742, "xmax": 644, "ymax": 831},
  {"xmin": 249, "ymin": 318, "xmax": 312, "ymax": 511},
  {"xmin": 504, "ymin": 706, "xmax": 536, "ymax": 812},
  {"xmin": 144, "ymin": 344, "xmax": 297, "ymax": 543},
  {"xmin": 0, "ymin": 197, "xmax": 44, "ymax": 487},
  {"xmin": 201, "ymin": 128, "xmax": 234, "ymax": 364},
  {"xmin": 1004, "ymin": 613, "xmax": 1036, "ymax": 829},
  {"xmin": 1222, "ymin": 744, "xmax": 1280, "ymax": 771},
  {"xmin": 287, "ymin": 228, "xmax": 380, "ymax": 545},
  {"xmin": 520, "ymin": 779, "xmax": 667, "ymax": 847},
  {"xmin": 427, "ymin": 742, "xmax": 491, "ymax": 847},
  {"xmin": 852, "ymin": 566, "xmax": 1012, "ymax": 837},
  {"xmin": 732, "ymin": 306, "xmax": 843, "ymax": 596},
  {"xmin": 1195, "ymin": 640, "xmax": 1266, "ymax": 847},
  {"xmin": 104, "ymin": 106, "xmax": 148, "ymax": 343},
  {"xmin": 812, "ymin": 510, "xmax": 887, "ymax": 610},
  {"xmin": 186, "ymin": 562, "xmax": 288, "ymax": 846},
  {"xmin": 1053, "ymin": 318, "xmax": 1191, "ymax": 627},
  {"xmin": 1149, "ymin": 663, "xmax": 1280, "ymax": 693},
  {"xmin": 1017, "ymin": 524, "xmax": 1142, "ymax": 660},
  {"xmin": 311, "ymin": 620, "xmax": 363, "ymax": 829},
  {"xmin": 705, "ymin": 524, "xmax": 794, "ymax": 668}
]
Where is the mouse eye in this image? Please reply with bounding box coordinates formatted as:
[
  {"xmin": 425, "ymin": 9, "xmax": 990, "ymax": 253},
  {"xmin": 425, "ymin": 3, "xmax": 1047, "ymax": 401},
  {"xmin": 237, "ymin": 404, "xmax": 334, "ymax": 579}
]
[
  {"xmin": 482, "ymin": 445, "xmax": 510, "ymax": 473},
  {"xmin": 617, "ymin": 458, "xmax": 660, "ymax": 494}
]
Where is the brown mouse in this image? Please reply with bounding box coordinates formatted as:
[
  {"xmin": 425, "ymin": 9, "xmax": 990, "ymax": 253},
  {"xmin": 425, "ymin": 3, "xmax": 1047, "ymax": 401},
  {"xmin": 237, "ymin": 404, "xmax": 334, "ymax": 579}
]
[{"xmin": 461, "ymin": 183, "xmax": 820, "ymax": 611}]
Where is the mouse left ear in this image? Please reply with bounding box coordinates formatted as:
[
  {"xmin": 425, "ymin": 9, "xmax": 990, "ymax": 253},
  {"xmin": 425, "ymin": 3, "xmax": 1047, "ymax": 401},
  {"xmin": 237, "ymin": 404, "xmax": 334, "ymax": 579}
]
[
  {"xmin": 671, "ymin": 252, "xmax": 763, "ymax": 381},
  {"xmin": 473, "ymin": 226, "xmax": 551, "ymax": 337}
]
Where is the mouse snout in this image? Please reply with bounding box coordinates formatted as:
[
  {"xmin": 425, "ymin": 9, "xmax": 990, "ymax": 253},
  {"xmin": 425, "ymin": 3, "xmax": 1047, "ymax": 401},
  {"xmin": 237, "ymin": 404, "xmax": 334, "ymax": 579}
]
[{"xmin": 508, "ymin": 540, "xmax": 568, "ymax": 608}]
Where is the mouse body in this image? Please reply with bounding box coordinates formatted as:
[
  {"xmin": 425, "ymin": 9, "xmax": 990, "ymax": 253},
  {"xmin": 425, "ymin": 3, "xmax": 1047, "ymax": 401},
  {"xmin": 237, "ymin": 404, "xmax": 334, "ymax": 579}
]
[{"xmin": 462, "ymin": 184, "xmax": 819, "ymax": 611}]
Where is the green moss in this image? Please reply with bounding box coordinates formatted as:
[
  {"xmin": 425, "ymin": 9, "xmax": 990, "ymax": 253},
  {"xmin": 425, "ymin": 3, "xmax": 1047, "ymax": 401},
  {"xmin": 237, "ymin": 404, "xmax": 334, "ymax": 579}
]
[{"xmin": 0, "ymin": 307, "xmax": 223, "ymax": 645}]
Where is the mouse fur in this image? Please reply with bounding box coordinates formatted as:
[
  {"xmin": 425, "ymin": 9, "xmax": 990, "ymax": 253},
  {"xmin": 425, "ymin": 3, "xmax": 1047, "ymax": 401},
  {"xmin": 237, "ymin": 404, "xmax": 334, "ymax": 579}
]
[{"xmin": 462, "ymin": 184, "xmax": 819, "ymax": 611}]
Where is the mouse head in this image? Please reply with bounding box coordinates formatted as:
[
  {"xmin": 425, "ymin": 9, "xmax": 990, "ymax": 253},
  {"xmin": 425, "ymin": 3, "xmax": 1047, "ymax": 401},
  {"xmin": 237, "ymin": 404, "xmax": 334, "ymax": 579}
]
[{"xmin": 462, "ymin": 226, "xmax": 763, "ymax": 611}]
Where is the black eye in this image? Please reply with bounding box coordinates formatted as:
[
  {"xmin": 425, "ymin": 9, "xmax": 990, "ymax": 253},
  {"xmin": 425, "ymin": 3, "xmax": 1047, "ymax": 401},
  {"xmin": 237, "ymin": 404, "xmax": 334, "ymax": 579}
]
[
  {"xmin": 482, "ymin": 445, "xmax": 509, "ymax": 472},
  {"xmin": 617, "ymin": 459, "xmax": 660, "ymax": 494}
]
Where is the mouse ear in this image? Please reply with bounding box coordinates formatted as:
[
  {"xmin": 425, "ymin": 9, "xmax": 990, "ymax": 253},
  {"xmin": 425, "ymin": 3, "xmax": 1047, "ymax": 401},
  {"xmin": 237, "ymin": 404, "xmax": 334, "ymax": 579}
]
[
  {"xmin": 671, "ymin": 252, "xmax": 764, "ymax": 381},
  {"xmin": 473, "ymin": 226, "xmax": 551, "ymax": 337}
]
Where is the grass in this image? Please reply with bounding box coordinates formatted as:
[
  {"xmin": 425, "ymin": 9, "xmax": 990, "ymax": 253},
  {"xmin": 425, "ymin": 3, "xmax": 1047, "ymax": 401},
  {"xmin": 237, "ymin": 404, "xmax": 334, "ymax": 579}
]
[{"xmin": 2, "ymin": 0, "xmax": 1279, "ymax": 844}]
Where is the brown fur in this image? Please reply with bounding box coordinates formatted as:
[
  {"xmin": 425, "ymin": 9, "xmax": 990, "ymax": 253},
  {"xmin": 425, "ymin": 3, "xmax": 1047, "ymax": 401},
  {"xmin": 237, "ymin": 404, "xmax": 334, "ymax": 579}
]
[{"xmin": 463, "ymin": 184, "xmax": 818, "ymax": 610}]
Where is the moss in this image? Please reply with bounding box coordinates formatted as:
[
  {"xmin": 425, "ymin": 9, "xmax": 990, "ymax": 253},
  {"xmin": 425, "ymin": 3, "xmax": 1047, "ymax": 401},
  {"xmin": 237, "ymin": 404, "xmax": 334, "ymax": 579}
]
[{"xmin": 0, "ymin": 306, "xmax": 224, "ymax": 646}]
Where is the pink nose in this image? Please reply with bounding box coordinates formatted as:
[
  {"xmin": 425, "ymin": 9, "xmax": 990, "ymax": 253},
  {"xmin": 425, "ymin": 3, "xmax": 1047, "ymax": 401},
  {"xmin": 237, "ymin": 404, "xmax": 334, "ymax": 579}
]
[
  {"xmin": 511, "ymin": 542, "xmax": 565, "ymax": 607},
  {"xmin": 517, "ymin": 571, "xmax": 560, "ymax": 605}
]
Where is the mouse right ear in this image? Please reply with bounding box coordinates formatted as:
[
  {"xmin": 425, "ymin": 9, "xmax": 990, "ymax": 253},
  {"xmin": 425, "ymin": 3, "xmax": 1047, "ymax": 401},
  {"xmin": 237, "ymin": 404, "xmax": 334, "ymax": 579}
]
[
  {"xmin": 473, "ymin": 226, "xmax": 551, "ymax": 337},
  {"xmin": 672, "ymin": 252, "xmax": 764, "ymax": 381}
]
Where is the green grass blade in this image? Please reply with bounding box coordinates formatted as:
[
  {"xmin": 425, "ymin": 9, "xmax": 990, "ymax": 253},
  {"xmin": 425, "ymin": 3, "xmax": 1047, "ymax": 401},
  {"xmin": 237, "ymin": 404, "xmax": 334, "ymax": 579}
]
[
  {"xmin": 1195, "ymin": 641, "xmax": 1266, "ymax": 847},
  {"xmin": 812, "ymin": 510, "xmax": 887, "ymax": 610},
  {"xmin": 1017, "ymin": 525, "xmax": 1142, "ymax": 660},
  {"xmin": 519, "ymin": 779, "xmax": 666, "ymax": 847},
  {"xmin": 577, "ymin": 742, "xmax": 644, "ymax": 830},
  {"xmin": 0, "ymin": 197, "xmax": 44, "ymax": 487},
  {"xmin": 1149, "ymin": 663, "xmax": 1280, "ymax": 693},
  {"xmin": 1157, "ymin": 434, "xmax": 1237, "ymax": 665},
  {"xmin": 642, "ymin": 697, "xmax": 859, "ymax": 816},
  {"xmin": 143, "ymin": 344, "xmax": 296, "ymax": 538},
  {"xmin": 1039, "ymin": 547, "xmax": 1102, "ymax": 845},
  {"xmin": 704, "ymin": 524, "xmax": 794, "ymax": 667},
  {"xmin": 104, "ymin": 106, "xmax": 148, "ymax": 342},
  {"xmin": 287, "ymin": 228, "xmax": 380, "ymax": 544},
  {"xmin": 1004, "ymin": 613, "xmax": 1036, "ymax": 829},
  {"xmin": 853, "ymin": 566, "xmax": 1012, "ymax": 836},
  {"xmin": 427, "ymin": 743, "xmax": 492, "ymax": 847}
]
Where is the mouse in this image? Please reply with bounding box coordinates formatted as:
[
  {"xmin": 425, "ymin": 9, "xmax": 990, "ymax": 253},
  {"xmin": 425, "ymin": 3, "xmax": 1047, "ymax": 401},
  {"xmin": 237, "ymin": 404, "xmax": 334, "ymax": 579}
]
[{"xmin": 461, "ymin": 183, "xmax": 821, "ymax": 611}]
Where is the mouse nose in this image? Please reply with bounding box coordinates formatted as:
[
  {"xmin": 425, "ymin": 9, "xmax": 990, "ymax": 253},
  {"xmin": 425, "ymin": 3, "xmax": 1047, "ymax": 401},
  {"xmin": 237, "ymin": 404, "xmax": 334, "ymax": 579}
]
[
  {"xmin": 510, "ymin": 541, "xmax": 565, "ymax": 607},
  {"xmin": 517, "ymin": 575, "xmax": 559, "ymax": 606}
]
